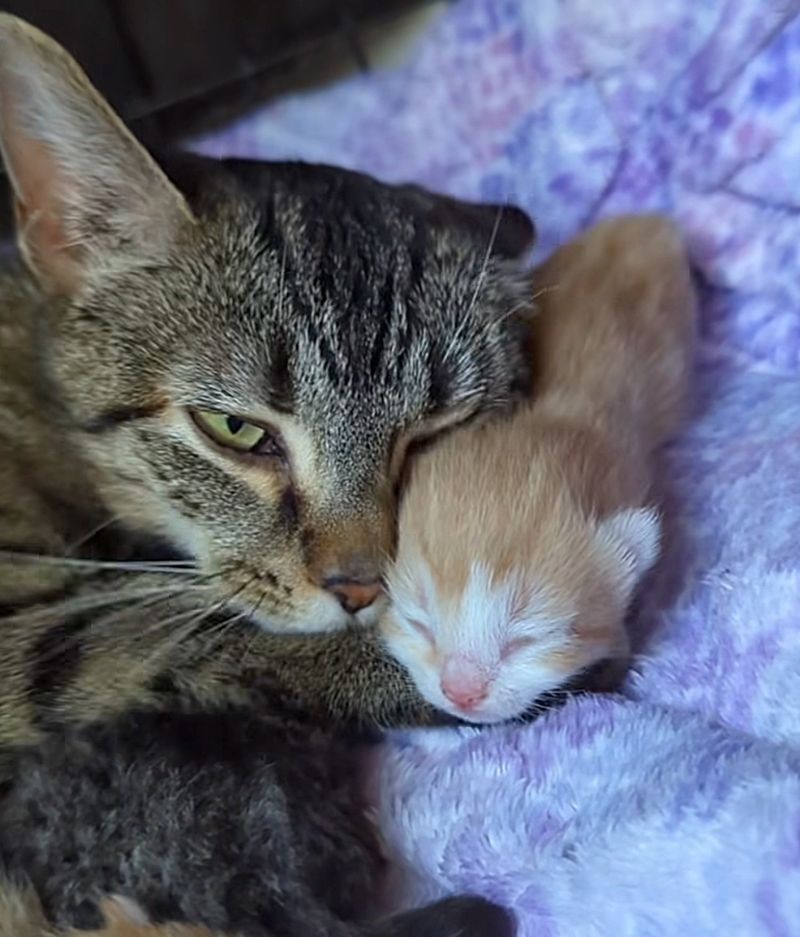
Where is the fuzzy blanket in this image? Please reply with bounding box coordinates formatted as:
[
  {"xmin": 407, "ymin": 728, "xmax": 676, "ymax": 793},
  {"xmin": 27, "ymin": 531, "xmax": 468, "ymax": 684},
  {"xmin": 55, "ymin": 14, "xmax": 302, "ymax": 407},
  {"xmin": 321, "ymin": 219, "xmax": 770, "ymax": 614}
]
[{"xmin": 194, "ymin": 2, "xmax": 800, "ymax": 933}]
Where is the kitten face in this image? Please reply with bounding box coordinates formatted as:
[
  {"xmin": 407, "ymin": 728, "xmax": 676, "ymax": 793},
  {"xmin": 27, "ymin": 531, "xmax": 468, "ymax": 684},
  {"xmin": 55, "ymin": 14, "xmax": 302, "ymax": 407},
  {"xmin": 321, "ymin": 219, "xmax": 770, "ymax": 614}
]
[
  {"xmin": 382, "ymin": 418, "xmax": 661, "ymax": 721},
  {"xmin": 385, "ymin": 530, "xmax": 639, "ymax": 723},
  {"xmin": 0, "ymin": 17, "xmax": 534, "ymax": 633}
]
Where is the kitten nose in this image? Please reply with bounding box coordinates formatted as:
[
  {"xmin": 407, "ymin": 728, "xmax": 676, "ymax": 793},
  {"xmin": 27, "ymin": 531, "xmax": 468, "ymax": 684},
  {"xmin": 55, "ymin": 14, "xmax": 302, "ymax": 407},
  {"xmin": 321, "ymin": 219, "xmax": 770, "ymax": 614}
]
[
  {"xmin": 324, "ymin": 577, "xmax": 383, "ymax": 614},
  {"xmin": 440, "ymin": 656, "xmax": 490, "ymax": 711}
]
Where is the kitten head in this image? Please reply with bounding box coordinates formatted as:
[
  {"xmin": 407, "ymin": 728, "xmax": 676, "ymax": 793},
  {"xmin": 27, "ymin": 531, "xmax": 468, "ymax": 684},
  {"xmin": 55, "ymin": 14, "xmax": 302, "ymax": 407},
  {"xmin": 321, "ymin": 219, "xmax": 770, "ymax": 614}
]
[
  {"xmin": 0, "ymin": 15, "xmax": 535, "ymax": 633},
  {"xmin": 383, "ymin": 425, "xmax": 660, "ymax": 723}
]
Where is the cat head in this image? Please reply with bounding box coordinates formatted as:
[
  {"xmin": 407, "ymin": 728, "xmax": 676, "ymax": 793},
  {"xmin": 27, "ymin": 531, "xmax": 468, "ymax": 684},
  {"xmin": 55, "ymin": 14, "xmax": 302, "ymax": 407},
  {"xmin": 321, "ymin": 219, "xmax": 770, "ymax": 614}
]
[{"xmin": 0, "ymin": 15, "xmax": 535, "ymax": 633}]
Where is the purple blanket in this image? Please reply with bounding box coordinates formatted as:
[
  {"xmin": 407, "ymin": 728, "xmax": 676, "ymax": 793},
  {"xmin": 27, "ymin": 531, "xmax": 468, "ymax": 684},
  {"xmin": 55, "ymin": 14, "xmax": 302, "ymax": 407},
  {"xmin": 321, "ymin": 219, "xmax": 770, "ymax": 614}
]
[{"xmin": 195, "ymin": 2, "xmax": 800, "ymax": 932}]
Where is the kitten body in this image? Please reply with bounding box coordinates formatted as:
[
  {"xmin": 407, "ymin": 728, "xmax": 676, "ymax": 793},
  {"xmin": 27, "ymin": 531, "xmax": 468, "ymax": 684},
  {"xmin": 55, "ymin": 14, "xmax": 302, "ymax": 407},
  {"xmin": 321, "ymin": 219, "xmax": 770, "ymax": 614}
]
[{"xmin": 384, "ymin": 215, "xmax": 697, "ymax": 722}]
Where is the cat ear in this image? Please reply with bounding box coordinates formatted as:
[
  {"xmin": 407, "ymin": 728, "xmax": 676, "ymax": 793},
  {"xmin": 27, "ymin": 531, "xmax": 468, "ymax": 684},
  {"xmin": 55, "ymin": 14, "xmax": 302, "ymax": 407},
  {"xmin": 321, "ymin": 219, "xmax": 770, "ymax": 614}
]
[
  {"xmin": 0, "ymin": 15, "xmax": 195, "ymax": 296},
  {"xmin": 401, "ymin": 184, "xmax": 535, "ymax": 259},
  {"xmin": 100, "ymin": 896, "xmax": 150, "ymax": 927},
  {"xmin": 595, "ymin": 507, "xmax": 661, "ymax": 594}
]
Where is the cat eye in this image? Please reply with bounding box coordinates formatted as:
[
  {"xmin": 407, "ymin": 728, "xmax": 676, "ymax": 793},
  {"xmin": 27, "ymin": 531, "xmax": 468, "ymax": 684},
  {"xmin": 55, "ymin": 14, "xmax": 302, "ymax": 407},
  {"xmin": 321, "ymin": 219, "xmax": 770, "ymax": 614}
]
[{"xmin": 190, "ymin": 409, "xmax": 283, "ymax": 458}]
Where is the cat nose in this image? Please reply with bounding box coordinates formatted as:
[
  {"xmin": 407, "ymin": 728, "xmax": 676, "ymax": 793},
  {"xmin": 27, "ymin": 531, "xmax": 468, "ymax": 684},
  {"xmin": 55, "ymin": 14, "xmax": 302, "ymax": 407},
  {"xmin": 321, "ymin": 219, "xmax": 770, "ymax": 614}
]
[
  {"xmin": 323, "ymin": 576, "xmax": 383, "ymax": 614},
  {"xmin": 440, "ymin": 656, "xmax": 490, "ymax": 711}
]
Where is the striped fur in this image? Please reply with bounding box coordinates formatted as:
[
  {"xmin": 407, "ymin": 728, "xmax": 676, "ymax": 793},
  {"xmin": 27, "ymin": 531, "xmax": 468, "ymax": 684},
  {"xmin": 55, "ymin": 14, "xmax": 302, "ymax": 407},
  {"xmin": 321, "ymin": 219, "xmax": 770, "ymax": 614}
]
[
  {"xmin": 0, "ymin": 12, "xmax": 533, "ymax": 758},
  {"xmin": 0, "ymin": 15, "xmax": 532, "ymax": 936}
]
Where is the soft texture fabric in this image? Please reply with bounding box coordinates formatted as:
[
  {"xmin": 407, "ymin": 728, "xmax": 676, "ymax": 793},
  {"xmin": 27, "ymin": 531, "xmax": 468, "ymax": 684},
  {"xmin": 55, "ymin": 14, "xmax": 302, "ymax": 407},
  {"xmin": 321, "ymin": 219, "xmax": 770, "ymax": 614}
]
[{"xmin": 194, "ymin": 1, "xmax": 800, "ymax": 933}]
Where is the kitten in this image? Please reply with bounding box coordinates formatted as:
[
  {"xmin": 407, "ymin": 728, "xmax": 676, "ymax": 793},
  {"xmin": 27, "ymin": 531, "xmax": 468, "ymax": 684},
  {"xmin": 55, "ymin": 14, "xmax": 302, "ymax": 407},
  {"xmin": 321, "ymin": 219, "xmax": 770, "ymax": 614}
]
[
  {"xmin": 383, "ymin": 215, "xmax": 696, "ymax": 722},
  {"xmin": 0, "ymin": 708, "xmax": 514, "ymax": 937},
  {"xmin": 0, "ymin": 13, "xmax": 534, "ymax": 633}
]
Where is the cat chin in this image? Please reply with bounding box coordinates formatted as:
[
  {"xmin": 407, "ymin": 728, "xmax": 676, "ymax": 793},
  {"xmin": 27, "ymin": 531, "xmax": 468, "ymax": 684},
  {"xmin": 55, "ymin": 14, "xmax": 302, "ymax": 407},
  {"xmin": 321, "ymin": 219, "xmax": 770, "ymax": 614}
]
[
  {"xmin": 353, "ymin": 593, "xmax": 389, "ymax": 628},
  {"xmin": 245, "ymin": 591, "xmax": 353, "ymax": 634}
]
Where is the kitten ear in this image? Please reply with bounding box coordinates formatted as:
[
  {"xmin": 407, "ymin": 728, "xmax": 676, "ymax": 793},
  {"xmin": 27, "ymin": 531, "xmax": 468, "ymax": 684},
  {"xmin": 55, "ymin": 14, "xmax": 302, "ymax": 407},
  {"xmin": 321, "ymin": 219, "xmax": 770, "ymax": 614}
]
[
  {"xmin": 595, "ymin": 507, "xmax": 661, "ymax": 593},
  {"xmin": 401, "ymin": 184, "xmax": 535, "ymax": 259},
  {"xmin": 0, "ymin": 14, "xmax": 195, "ymax": 296},
  {"xmin": 100, "ymin": 896, "xmax": 150, "ymax": 926}
]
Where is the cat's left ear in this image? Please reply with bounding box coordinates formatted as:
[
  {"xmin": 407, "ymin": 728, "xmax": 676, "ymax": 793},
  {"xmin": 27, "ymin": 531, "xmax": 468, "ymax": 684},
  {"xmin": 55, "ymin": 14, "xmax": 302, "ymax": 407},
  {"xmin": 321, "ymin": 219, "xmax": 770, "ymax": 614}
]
[
  {"xmin": 0, "ymin": 14, "xmax": 195, "ymax": 297},
  {"xmin": 402, "ymin": 184, "xmax": 535, "ymax": 259},
  {"xmin": 595, "ymin": 507, "xmax": 661, "ymax": 596}
]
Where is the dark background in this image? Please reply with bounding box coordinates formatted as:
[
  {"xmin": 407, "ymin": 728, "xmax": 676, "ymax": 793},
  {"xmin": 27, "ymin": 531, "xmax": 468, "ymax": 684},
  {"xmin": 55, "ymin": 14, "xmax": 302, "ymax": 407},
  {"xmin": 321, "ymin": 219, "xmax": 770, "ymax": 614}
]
[{"xmin": 0, "ymin": 0, "xmax": 443, "ymax": 245}]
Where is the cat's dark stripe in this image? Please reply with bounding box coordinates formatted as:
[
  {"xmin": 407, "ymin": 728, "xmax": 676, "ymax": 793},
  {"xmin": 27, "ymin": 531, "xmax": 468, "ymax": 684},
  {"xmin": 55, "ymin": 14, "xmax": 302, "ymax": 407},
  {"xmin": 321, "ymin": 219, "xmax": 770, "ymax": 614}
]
[
  {"xmin": 81, "ymin": 402, "xmax": 167, "ymax": 433},
  {"xmin": 147, "ymin": 670, "xmax": 182, "ymax": 699},
  {"xmin": 27, "ymin": 610, "xmax": 98, "ymax": 726},
  {"xmin": 263, "ymin": 331, "xmax": 295, "ymax": 414},
  {"xmin": 0, "ymin": 582, "xmax": 81, "ymax": 621}
]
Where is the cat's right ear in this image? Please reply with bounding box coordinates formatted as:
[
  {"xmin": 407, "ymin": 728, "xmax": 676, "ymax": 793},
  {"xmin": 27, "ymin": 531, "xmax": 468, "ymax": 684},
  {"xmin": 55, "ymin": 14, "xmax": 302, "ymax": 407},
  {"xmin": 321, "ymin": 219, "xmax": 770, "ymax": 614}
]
[
  {"xmin": 0, "ymin": 15, "xmax": 195, "ymax": 297},
  {"xmin": 401, "ymin": 184, "xmax": 535, "ymax": 260}
]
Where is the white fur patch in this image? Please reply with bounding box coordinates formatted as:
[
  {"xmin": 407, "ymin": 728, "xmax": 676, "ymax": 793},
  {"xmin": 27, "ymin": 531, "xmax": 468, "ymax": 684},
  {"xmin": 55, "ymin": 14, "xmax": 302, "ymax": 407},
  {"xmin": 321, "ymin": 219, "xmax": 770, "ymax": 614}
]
[
  {"xmin": 596, "ymin": 506, "xmax": 662, "ymax": 591},
  {"xmin": 386, "ymin": 557, "xmax": 581, "ymax": 723}
]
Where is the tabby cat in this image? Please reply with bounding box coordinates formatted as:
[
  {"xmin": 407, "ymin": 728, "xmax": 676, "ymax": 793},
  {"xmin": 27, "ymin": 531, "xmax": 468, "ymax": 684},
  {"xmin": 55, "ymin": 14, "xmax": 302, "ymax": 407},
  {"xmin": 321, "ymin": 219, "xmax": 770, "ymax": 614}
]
[
  {"xmin": 1, "ymin": 707, "xmax": 514, "ymax": 936},
  {"xmin": 0, "ymin": 13, "xmax": 532, "ymax": 935},
  {"xmin": 0, "ymin": 14, "xmax": 535, "ymax": 745}
]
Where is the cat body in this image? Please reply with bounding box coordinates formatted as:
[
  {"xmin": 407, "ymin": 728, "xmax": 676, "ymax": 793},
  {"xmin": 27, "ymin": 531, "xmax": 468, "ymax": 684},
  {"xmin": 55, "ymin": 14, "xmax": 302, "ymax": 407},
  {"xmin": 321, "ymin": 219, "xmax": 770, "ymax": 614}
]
[
  {"xmin": 0, "ymin": 890, "xmax": 219, "ymax": 937},
  {"xmin": 384, "ymin": 215, "xmax": 696, "ymax": 723},
  {"xmin": 0, "ymin": 708, "xmax": 514, "ymax": 937},
  {"xmin": 0, "ymin": 14, "xmax": 531, "ymax": 937},
  {"xmin": 73, "ymin": 898, "xmax": 224, "ymax": 937}
]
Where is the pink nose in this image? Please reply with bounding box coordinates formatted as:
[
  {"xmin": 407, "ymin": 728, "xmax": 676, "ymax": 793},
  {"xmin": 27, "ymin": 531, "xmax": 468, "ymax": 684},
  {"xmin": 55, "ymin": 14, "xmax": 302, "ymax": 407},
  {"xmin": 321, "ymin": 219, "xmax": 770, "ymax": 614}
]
[{"xmin": 440, "ymin": 656, "xmax": 490, "ymax": 711}]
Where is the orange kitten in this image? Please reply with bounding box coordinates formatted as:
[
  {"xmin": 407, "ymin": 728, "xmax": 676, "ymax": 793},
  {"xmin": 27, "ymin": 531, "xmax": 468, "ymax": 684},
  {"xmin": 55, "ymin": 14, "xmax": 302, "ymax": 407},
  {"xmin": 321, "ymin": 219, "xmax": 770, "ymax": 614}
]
[{"xmin": 383, "ymin": 215, "xmax": 696, "ymax": 723}]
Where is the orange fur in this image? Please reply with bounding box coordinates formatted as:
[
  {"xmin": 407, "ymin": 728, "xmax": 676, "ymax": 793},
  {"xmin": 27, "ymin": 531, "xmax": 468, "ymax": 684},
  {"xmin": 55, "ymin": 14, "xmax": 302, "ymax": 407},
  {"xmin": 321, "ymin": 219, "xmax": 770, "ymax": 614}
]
[
  {"xmin": 384, "ymin": 215, "xmax": 697, "ymax": 723},
  {"xmin": 72, "ymin": 922, "xmax": 219, "ymax": 937},
  {"xmin": 68, "ymin": 899, "xmax": 229, "ymax": 937}
]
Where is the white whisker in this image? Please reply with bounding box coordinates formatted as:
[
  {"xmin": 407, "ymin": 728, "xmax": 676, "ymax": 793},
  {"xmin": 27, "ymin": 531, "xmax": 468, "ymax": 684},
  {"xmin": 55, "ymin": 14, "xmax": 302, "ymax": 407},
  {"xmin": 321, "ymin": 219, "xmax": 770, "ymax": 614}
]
[{"xmin": 0, "ymin": 550, "xmax": 200, "ymax": 575}]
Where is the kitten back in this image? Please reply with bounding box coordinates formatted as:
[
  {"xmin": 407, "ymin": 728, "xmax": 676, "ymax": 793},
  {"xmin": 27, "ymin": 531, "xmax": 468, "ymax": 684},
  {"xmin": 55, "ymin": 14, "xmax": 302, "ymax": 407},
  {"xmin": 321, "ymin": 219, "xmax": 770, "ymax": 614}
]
[
  {"xmin": 384, "ymin": 214, "xmax": 694, "ymax": 722},
  {"xmin": 530, "ymin": 213, "xmax": 696, "ymax": 446}
]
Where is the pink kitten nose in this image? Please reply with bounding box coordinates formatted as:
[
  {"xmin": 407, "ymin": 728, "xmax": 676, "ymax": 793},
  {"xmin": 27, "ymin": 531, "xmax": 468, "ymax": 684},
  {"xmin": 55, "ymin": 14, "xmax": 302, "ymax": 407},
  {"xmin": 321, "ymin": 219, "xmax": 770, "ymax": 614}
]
[{"xmin": 440, "ymin": 656, "xmax": 489, "ymax": 711}]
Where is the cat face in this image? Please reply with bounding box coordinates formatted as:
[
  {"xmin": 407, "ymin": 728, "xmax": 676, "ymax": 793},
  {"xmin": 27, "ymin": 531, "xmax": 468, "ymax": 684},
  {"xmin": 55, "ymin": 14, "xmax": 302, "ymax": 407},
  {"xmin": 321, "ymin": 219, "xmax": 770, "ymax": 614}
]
[{"xmin": 0, "ymin": 16, "xmax": 534, "ymax": 633}]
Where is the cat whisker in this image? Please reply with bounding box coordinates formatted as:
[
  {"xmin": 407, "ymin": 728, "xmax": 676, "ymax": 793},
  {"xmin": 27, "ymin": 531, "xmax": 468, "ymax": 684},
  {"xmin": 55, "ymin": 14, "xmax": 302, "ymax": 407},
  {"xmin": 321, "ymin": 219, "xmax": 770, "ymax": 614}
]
[
  {"xmin": 139, "ymin": 577, "xmax": 255, "ymax": 656},
  {"xmin": 495, "ymin": 286, "xmax": 559, "ymax": 327},
  {"xmin": 444, "ymin": 207, "xmax": 504, "ymax": 363},
  {"xmin": 23, "ymin": 584, "xmax": 223, "ymax": 670},
  {"xmin": 240, "ymin": 595, "xmax": 266, "ymax": 667},
  {"xmin": 0, "ymin": 550, "xmax": 201, "ymax": 575},
  {"xmin": 62, "ymin": 514, "xmax": 124, "ymax": 554},
  {"xmin": 16, "ymin": 581, "xmax": 216, "ymax": 627}
]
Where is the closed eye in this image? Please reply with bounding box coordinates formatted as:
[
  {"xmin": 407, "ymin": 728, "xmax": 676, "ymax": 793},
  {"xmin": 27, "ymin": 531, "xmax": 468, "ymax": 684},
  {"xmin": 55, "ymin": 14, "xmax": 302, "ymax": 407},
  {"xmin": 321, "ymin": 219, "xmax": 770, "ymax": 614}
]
[
  {"xmin": 501, "ymin": 636, "xmax": 535, "ymax": 660},
  {"xmin": 409, "ymin": 618, "xmax": 435, "ymax": 646}
]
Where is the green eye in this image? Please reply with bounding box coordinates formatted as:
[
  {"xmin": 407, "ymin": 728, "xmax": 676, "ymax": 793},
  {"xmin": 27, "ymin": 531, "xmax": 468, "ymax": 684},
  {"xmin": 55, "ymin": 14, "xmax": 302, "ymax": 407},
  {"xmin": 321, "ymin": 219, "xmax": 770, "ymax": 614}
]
[{"xmin": 191, "ymin": 409, "xmax": 280, "ymax": 456}]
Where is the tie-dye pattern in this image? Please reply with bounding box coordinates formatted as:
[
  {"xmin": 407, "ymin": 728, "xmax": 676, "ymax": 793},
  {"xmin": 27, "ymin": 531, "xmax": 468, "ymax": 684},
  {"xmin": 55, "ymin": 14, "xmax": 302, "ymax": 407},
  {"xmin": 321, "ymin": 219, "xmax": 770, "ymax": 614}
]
[{"xmin": 196, "ymin": 1, "xmax": 800, "ymax": 932}]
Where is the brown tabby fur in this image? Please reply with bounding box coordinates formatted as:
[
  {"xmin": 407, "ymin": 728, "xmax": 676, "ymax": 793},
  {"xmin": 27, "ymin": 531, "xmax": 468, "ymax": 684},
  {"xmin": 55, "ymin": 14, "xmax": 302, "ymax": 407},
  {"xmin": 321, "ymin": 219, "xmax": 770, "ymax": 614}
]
[
  {"xmin": 0, "ymin": 16, "xmax": 535, "ymax": 933},
  {"xmin": 0, "ymin": 12, "xmax": 537, "ymax": 765},
  {"xmin": 0, "ymin": 888, "xmax": 226, "ymax": 937}
]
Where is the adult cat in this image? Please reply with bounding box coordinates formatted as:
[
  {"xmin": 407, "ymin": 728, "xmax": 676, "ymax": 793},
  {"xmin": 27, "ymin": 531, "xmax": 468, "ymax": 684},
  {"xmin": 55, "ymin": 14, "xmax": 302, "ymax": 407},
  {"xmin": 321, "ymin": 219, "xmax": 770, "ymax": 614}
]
[
  {"xmin": 0, "ymin": 15, "xmax": 531, "ymax": 935},
  {"xmin": 0, "ymin": 13, "xmax": 534, "ymax": 752}
]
